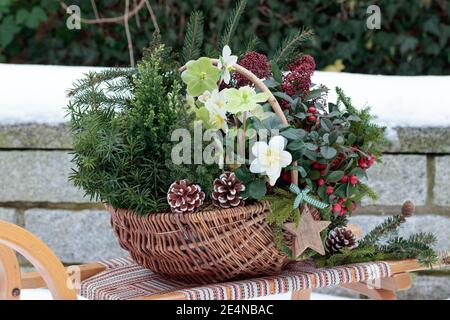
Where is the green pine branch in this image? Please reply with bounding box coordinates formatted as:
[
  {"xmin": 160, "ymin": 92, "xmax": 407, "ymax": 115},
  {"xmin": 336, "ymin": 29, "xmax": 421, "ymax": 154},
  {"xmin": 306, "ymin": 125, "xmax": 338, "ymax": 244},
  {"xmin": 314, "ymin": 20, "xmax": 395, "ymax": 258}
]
[
  {"xmin": 218, "ymin": 0, "xmax": 247, "ymax": 49},
  {"xmin": 181, "ymin": 11, "xmax": 204, "ymax": 63},
  {"xmin": 270, "ymin": 27, "xmax": 314, "ymax": 67},
  {"xmin": 358, "ymin": 214, "xmax": 405, "ymax": 247}
]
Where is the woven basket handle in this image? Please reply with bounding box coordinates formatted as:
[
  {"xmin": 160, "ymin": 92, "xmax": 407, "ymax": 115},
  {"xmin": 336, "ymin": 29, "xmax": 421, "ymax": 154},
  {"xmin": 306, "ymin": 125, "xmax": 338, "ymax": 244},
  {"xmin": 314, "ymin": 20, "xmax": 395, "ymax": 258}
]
[{"xmin": 180, "ymin": 58, "xmax": 299, "ymax": 185}]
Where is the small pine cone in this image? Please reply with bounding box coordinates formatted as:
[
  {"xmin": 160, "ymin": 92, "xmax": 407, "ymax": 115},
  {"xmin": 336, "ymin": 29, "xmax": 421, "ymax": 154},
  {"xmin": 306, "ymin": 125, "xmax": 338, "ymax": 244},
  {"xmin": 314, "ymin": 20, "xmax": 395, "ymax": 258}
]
[
  {"xmin": 167, "ymin": 180, "xmax": 205, "ymax": 214},
  {"xmin": 401, "ymin": 200, "xmax": 415, "ymax": 219},
  {"xmin": 211, "ymin": 171, "xmax": 245, "ymax": 208},
  {"xmin": 326, "ymin": 228, "xmax": 357, "ymax": 254}
]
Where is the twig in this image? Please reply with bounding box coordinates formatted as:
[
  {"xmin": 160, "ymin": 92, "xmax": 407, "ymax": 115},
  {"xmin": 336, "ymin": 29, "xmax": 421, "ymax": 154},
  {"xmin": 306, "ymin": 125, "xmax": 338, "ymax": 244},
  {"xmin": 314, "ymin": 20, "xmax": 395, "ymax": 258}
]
[
  {"xmin": 144, "ymin": 0, "xmax": 160, "ymax": 34},
  {"xmin": 60, "ymin": 0, "xmax": 145, "ymax": 24},
  {"xmin": 133, "ymin": 0, "xmax": 141, "ymax": 28},
  {"xmin": 90, "ymin": 0, "xmax": 100, "ymax": 20},
  {"xmin": 124, "ymin": 0, "xmax": 135, "ymax": 67}
]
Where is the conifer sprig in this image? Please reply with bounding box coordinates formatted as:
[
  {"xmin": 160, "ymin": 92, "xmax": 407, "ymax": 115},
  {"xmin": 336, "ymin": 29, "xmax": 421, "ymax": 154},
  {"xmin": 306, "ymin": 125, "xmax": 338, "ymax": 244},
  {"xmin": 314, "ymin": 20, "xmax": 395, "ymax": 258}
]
[
  {"xmin": 218, "ymin": 0, "xmax": 247, "ymax": 49},
  {"xmin": 181, "ymin": 11, "xmax": 204, "ymax": 64},
  {"xmin": 270, "ymin": 27, "xmax": 314, "ymax": 67}
]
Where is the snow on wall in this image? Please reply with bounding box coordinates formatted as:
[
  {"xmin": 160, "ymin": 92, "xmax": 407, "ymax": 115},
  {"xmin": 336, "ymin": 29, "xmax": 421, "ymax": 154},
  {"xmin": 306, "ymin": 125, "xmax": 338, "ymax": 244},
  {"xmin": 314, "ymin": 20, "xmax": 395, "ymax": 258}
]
[
  {"xmin": 0, "ymin": 63, "xmax": 449, "ymax": 127},
  {"xmin": 312, "ymin": 71, "xmax": 450, "ymax": 128}
]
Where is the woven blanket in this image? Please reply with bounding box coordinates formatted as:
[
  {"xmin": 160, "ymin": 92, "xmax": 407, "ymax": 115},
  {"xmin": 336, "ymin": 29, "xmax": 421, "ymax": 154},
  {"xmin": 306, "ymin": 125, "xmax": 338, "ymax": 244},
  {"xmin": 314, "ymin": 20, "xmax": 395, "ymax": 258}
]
[{"xmin": 79, "ymin": 257, "xmax": 391, "ymax": 300}]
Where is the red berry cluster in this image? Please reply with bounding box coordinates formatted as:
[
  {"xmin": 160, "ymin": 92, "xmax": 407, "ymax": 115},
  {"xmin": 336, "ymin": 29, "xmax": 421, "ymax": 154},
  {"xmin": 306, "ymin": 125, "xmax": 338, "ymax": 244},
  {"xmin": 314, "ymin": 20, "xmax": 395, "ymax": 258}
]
[
  {"xmin": 287, "ymin": 55, "xmax": 316, "ymax": 74},
  {"xmin": 235, "ymin": 51, "xmax": 271, "ymax": 88},
  {"xmin": 358, "ymin": 154, "xmax": 376, "ymax": 169}
]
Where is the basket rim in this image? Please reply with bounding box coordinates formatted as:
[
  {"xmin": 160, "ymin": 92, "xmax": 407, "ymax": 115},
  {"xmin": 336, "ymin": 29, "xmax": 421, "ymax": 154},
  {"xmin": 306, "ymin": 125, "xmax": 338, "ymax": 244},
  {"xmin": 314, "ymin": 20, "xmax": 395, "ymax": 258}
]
[{"xmin": 106, "ymin": 200, "xmax": 270, "ymax": 220}]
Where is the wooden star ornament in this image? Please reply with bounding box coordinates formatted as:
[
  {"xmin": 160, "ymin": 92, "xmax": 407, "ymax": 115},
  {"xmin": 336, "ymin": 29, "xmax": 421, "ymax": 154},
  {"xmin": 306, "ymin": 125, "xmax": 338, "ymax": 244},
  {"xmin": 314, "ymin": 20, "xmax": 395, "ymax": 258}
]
[{"xmin": 283, "ymin": 207, "xmax": 331, "ymax": 258}]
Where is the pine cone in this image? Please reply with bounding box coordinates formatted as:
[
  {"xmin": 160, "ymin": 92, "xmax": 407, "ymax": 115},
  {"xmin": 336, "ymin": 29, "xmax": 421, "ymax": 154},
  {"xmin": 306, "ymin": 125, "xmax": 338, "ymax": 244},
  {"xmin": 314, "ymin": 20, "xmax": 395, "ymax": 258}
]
[
  {"xmin": 401, "ymin": 200, "xmax": 415, "ymax": 219},
  {"xmin": 326, "ymin": 228, "xmax": 357, "ymax": 254},
  {"xmin": 211, "ymin": 172, "xmax": 245, "ymax": 208},
  {"xmin": 167, "ymin": 180, "xmax": 205, "ymax": 214}
]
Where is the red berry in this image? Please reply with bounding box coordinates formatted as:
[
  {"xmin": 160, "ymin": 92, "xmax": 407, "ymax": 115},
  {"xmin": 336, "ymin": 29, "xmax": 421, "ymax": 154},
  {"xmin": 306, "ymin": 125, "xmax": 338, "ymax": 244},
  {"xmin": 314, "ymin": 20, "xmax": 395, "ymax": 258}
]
[
  {"xmin": 307, "ymin": 106, "xmax": 317, "ymax": 114},
  {"xmin": 326, "ymin": 186, "xmax": 334, "ymax": 195},
  {"xmin": 332, "ymin": 204, "xmax": 342, "ymax": 214},
  {"xmin": 319, "ymin": 163, "xmax": 328, "ymax": 170},
  {"xmin": 320, "ymin": 170, "xmax": 327, "ymax": 176},
  {"xmin": 317, "ymin": 179, "xmax": 325, "ymax": 186},
  {"xmin": 312, "ymin": 162, "xmax": 321, "ymax": 170},
  {"xmin": 307, "ymin": 115, "xmax": 317, "ymax": 123},
  {"xmin": 339, "ymin": 207, "xmax": 348, "ymax": 216},
  {"xmin": 340, "ymin": 175, "xmax": 348, "ymax": 183},
  {"xmin": 358, "ymin": 157, "xmax": 368, "ymax": 169},
  {"xmin": 337, "ymin": 198, "xmax": 346, "ymax": 204},
  {"xmin": 281, "ymin": 170, "xmax": 292, "ymax": 184},
  {"xmin": 352, "ymin": 202, "xmax": 357, "ymax": 211},
  {"xmin": 367, "ymin": 155, "xmax": 376, "ymax": 166},
  {"xmin": 349, "ymin": 175, "xmax": 359, "ymax": 185}
]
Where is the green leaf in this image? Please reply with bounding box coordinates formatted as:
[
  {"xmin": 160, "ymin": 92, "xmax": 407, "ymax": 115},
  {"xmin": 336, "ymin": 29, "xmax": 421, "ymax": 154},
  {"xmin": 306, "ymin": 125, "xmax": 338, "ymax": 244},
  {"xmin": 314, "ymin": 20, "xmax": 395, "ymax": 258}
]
[
  {"xmin": 329, "ymin": 131, "xmax": 338, "ymax": 145},
  {"xmin": 16, "ymin": 8, "xmax": 29, "ymax": 24},
  {"xmin": 273, "ymin": 91, "xmax": 294, "ymax": 105},
  {"xmin": 263, "ymin": 78, "xmax": 279, "ymax": 88},
  {"xmin": 235, "ymin": 166, "xmax": 253, "ymax": 184},
  {"xmin": 347, "ymin": 133, "xmax": 356, "ymax": 145},
  {"xmin": 0, "ymin": 15, "xmax": 20, "ymax": 47},
  {"xmin": 248, "ymin": 179, "xmax": 267, "ymax": 200},
  {"xmin": 350, "ymin": 167, "xmax": 367, "ymax": 179},
  {"xmin": 270, "ymin": 62, "xmax": 283, "ymax": 83},
  {"xmin": 304, "ymin": 88, "xmax": 327, "ymax": 101},
  {"xmin": 303, "ymin": 149, "xmax": 317, "ymax": 161},
  {"xmin": 320, "ymin": 118, "xmax": 333, "ymax": 132},
  {"xmin": 346, "ymin": 183, "xmax": 355, "ymax": 198},
  {"xmin": 287, "ymin": 140, "xmax": 304, "ymax": 151},
  {"xmin": 25, "ymin": 6, "xmax": 47, "ymax": 29},
  {"xmin": 320, "ymin": 146, "xmax": 337, "ymax": 159},
  {"xmin": 347, "ymin": 115, "xmax": 361, "ymax": 122},
  {"xmin": 262, "ymin": 115, "xmax": 287, "ymax": 130},
  {"xmin": 309, "ymin": 170, "xmax": 320, "ymax": 180},
  {"xmin": 334, "ymin": 184, "xmax": 347, "ymax": 198},
  {"xmin": 280, "ymin": 127, "xmax": 306, "ymax": 140},
  {"xmin": 327, "ymin": 170, "xmax": 344, "ymax": 183},
  {"xmin": 318, "ymin": 185, "xmax": 327, "ymax": 200}
]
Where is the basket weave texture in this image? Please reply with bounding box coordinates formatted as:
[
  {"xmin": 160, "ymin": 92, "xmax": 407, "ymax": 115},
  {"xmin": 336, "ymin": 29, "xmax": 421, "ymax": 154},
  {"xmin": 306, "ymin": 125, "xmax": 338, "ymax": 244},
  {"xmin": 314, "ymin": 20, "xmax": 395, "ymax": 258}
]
[{"xmin": 109, "ymin": 202, "xmax": 289, "ymax": 284}]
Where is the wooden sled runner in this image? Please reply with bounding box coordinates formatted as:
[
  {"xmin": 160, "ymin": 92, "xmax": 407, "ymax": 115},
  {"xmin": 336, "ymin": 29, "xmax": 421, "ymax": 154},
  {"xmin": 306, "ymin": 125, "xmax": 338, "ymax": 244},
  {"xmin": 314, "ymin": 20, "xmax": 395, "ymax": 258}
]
[{"xmin": 0, "ymin": 220, "xmax": 447, "ymax": 300}]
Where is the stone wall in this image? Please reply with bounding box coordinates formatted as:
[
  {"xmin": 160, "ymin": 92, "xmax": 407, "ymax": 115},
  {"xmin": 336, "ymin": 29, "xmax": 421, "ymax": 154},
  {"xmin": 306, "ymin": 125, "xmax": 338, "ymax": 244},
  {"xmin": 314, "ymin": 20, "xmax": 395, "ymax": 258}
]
[{"xmin": 1, "ymin": 123, "xmax": 449, "ymax": 290}]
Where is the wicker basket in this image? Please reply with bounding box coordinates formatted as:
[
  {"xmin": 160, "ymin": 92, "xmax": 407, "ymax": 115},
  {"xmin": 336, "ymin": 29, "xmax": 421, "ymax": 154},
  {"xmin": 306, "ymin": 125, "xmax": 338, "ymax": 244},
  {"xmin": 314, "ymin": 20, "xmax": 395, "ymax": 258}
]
[{"xmin": 109, "ymin": 59, "xmax": 303, "ymax": 284}]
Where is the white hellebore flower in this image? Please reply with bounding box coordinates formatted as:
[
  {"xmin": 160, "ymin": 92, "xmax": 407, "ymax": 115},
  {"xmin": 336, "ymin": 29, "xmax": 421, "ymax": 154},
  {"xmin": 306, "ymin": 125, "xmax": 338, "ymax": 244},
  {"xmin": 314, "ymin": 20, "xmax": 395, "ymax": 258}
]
[
  {"xmin": 250, "ymin": 136, "xmax": 292, "ymax": 186},
  {"xmin": 204, "ymin": 89, "xmax": 227, "ymax": 111},
  {"xmin": 218, "ymin": 45, "xmax": 238, "ymax": 84},
  {"xmin": 208, "ymin": 106, "xmax": 229, "ymax": 132},
  {"xmin": 198, "ymin": 90, "xmax": 212, "ymax": 104}
]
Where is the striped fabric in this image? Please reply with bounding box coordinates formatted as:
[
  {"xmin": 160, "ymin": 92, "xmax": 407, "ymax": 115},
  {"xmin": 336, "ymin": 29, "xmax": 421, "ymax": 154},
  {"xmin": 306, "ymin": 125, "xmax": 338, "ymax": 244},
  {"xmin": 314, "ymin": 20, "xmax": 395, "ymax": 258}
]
[{"xmin": 79, "ymin": 257, "xmax": 391, "ymax": 300}]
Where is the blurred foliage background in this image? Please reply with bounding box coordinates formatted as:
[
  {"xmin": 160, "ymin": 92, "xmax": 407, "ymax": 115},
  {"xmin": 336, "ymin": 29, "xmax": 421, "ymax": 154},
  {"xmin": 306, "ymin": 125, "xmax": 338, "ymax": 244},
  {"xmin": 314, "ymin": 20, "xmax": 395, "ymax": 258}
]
[{"xmin": 0, "ymin": 0, "xmax": 449, "ymax": 75}]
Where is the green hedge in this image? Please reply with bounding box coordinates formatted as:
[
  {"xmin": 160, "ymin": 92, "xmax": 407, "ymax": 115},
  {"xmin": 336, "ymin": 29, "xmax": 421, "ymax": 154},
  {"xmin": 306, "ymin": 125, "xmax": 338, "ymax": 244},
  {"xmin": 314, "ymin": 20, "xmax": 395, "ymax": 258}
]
[{"xmin": 1, "ymin": 0, "xmax": 449, "ymax": 75}]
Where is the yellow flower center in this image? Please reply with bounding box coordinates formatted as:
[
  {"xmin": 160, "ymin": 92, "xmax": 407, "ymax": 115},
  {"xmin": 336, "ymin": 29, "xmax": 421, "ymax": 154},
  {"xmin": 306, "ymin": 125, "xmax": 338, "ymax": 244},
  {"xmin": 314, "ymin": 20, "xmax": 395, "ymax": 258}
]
[
  {"xmin": 200, "ymin": 72, "xmax": 207, "ymax": 80},
  {"xmin": 265, "ymin": 149, "xmax": 282, "ymax": 167}
]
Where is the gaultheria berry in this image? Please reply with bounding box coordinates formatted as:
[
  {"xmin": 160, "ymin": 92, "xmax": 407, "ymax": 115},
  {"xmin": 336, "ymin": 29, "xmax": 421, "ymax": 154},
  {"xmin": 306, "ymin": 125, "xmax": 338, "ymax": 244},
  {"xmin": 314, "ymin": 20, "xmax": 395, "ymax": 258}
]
[
  {"xmin": 352, "ymin": 202, "xmax": 357, "ymax": 211},
  {"xmin": 317, "ymin": 179, "xmax": 325, "ymax": 186},
  {"xmin": 307, "ymin": 115, "xmax": 317, "ymax": 123},
  {"xmin": 235, "ymin": 51, "xmax": 270, "ymax": 87},
  {"xmin": 340, "ymin": 175, "xmax": 349, "ymax": 183},
  {"xmin": 326, "ymin": 186, "xmax": 334, "ymax": 195},
  {"xmin": 349, "ymin": 175, "xmax": 359, "ymax": 185},
  {"xmin": 358, "ymin": 157, "xmax": 368, "ymax": 169},
  {"xmin": 332, "ymin": 203, "xmax": 342, "ymax": 214},
  {"xmin": 307, "ymin": 106, "xmax": 317, "ymax": 114},
  {"xmin": 368, "ymin": 154, "xmax": 376, "ymax": 166},
  {"xmin": 339, "ymin": 207, "xmax": 348, "ymax": 217},
  {"xmin": 320, "ymin": 170, "xmax": 327, "ymax": 176},
  {"xmin": 312, "ymin": 162, "xmax": 321, "ymax": 170},
  {"xmin": 337, "ymin": 198, "xmax": 345, "ymax": 204}
]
